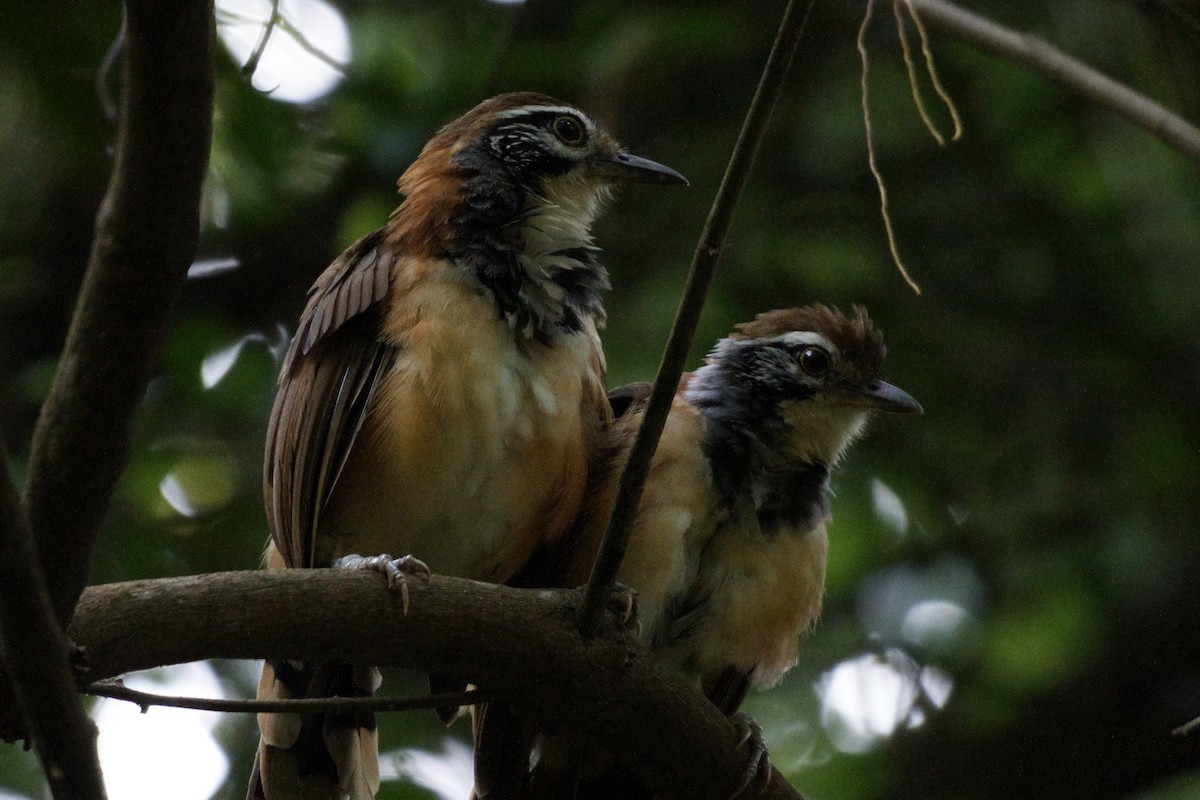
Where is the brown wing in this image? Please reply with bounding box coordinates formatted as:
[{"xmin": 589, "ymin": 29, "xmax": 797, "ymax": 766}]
[
  {"xmin": 264, "ymin": 229, "xmax": 396, "ymax": 568},
  {"xmin": 506, "ymin": 383, "xmax": 648, "ymax": 591},
  {"xmin": 606, "ymin": 381, "xmax": 653, "ymax": 420}
]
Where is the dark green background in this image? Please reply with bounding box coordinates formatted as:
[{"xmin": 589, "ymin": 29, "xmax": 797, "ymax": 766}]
[{"xmin": 2, "ymin": 1, "xmax": 1199, "ymax": 798}]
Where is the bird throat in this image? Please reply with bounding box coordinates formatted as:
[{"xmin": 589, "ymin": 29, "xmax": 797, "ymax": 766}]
[
  {"xmin": 447, "ymin": 157, "xmax": 611, "ymax": 343},
  {"xmin": 685, "ymin": 364, "xmax": 833, "ymax": 538},
  {"xmin": 508, "ymin": 192, "xmax": 611, "ymax": 341}
]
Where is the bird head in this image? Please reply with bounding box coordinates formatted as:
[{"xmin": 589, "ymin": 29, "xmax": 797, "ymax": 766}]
[
  {"xmin": 390, "ymin": 93, "xmax": 686, "ymax": 254},
  {"xmin": 448, "ymin": 92, "xmax": 685, "ymax": 186},
  {"xmin": 687, "ymin": 304, "xmax": 922, "ymax": 468}
]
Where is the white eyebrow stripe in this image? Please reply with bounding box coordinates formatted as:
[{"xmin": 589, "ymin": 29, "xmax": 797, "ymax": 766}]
[
  {"xmin": 496, "ymin": 105, "xmax": 591, "ymax": 122},
  {"xmin": 756, "ymin": 331, "xmax": 836, "ymax": 352}
]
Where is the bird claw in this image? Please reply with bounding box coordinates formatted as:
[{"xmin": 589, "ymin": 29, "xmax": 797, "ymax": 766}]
[
  {"xmin": 728, "ymin": 712, "xmax": 772, "ymax": 799},
  {"xmin": 607, "ymin": 582, "xmax": 641, "ymax": 636},
  {"xmin": 333, "ymin": 553, "xmax": 432, "ymax": 614}
]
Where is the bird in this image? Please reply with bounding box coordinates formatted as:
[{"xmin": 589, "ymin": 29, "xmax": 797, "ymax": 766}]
[
  {"xmin": 247, "ymin": 92, "xmax": 686, "ymax": 800},
  {"xmin": 517, "ymin": 303, "xmax": 922, "ymax": 799}
]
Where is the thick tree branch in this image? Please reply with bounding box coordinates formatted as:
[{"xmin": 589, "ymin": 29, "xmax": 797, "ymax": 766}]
[
  {"xmin": 22, "ymin": 0, "xmax": 215, "ymax": 626},
  {"xmin": 0, "ymin": 432, "xmax": 107, "ymax": 799},
  {"xmin": 907, "ymin": 0, "xmax": 1200, "ymax": 163},
  {"xmin": 70, "ymin": 571, "xmax": 804, "ymax": 800},
  {"xmin": 577, "ymin": 0, "xmax": 819, "ymax": 634}
]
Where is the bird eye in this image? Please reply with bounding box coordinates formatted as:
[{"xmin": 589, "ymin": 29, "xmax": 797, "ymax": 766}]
[
  {"xmin": 552, "ymin": 115, "xmax": 586, "ymax": 146},
  {"xmin": 799, "ymin": 347, "xmax": 830, "ymax": 377}
]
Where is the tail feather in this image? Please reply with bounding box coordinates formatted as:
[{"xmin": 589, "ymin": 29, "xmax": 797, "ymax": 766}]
[
  {"xmin": 245, "ymin": 750, "xmax": 266, "ymax": 800},
  {"xmin": 257, "ymin": 659, "xmax": 304, "ymax": 749},
  {"xmin": 251, "ymin": 659, "xmax": 382, "ymax": 800},
  {"xmin": 471, "ymin": 701, "xmax": 534, "ymax": 799},
  {"xmin": 323, "ymin": 723, "xmax": 380, "ymax": 799},
  {"xmin": 428, "ymin": 673, "xmax": 469, "ymax": 726}
]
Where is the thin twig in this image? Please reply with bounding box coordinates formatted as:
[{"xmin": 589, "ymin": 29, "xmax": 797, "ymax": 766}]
[
  {"xmin": 894, "ymin": 0, "xmax": 945, "ymax": 146},
  {"xmin": 95, "ymin": 8, "xmax": 126, "ymax": 122},
  {"xmin": 575, "ymin": 0, "xmax": 819, "ymax": 636},
  {"xmin": 1173, "ymin": 715, "xmax": 1200, "ymax": 737},
  {"xmin": 482, "ymin": 0, "xmax": 528, "ymax": 96},
  {"xmin": 0, "ymin": 430, "xmax": 107, "ymax": 799},
  {"xmin": 85, "ymin": 681, "xmax": 490, "ymax": 715},
  {"xmin": 903, "ymin": 0, "xmax": 963, "ymax": 140},
  {"xmin": 275, "ymin": 17, "xmax": 347, "ymax": 74},
  {"xmin": 907, "ymin": 0, "xmax": 1200, "ymax": 163},
  {"xmin": 241, "ymin": 0, "xmax": 281, "ymax": 80},
  {"xmin": 859, "ymin": 0, "xmax": 923, "ymax": 295}
]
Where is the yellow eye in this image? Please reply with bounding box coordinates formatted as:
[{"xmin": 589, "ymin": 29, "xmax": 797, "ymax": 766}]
[{"xmin": 552, "ymin": 115, "xmax": 586, "ymax": 146}]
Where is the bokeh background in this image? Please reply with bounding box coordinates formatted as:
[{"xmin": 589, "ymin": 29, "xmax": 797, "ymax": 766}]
[{"xmin": 2, "ymin": 0, "xmax": 1199, "ymax": 798}]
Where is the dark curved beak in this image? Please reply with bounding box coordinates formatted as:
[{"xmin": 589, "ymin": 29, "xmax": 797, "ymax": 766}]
[
  {"xmin": 854, "ymin": 380, "xmax": 923, "ymax": 414},
  {"xmin": 595, "ymin": 151, "xmax": 688, "ymax": 185}
]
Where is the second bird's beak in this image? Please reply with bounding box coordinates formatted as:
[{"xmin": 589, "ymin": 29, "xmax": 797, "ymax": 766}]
[
  {"xmin": 850, "ymin": 380, "xmax": 923, "ymax": 415},
  {"xmin": 595, "ymin": 151, "xmax": 688, "ymax": 185}
]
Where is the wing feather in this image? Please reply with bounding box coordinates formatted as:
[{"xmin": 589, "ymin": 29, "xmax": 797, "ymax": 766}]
[
  {"xmin": 346, "ymin": 267, "xmax": 364, "ymax": 322},
  {"xmin": 334, "ymin": 279, "xmax": 351, "ymax": 338},
  {"xmin": 287, "ymin": 232, "xmax": 391, "ymax": 369},
  {"xmin": 264, "ymin": 229, "xmax": 399, "ymax": 568},
  {"xmin": 607, "ymin": 381, "xmax": 652, "ymax": 419}
]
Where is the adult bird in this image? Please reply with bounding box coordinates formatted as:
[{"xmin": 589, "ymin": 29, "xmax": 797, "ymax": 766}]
[
  {"xmin": 248, "ymin": 92, "xmax": 686, "ymax": 800},
  {"xmin": 521, "ymin": 304, "xmax": 922, "ymax": 799}
]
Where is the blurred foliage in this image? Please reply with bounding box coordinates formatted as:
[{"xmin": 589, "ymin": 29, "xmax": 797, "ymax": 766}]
[{"xmin": 3, "ymin": 0, "xmax": 1200, "ymax": 798}]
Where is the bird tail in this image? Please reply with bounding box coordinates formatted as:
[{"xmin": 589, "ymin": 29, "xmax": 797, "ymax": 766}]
[
  {"xmin": 248, "ymin": 659, "xmax": 382, "ymax": 800},
  {"xmin": 470, "ymin": 700, "xmax": 535, "ymax": 799},
  {"xmin": 525, "ymin": 733, "xmax": 654, "ymax": 800}
]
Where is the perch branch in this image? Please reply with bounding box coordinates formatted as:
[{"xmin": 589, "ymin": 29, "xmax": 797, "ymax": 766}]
[
  {"xmin": 22, "ymin": 0, "xmax": 216, "ymax": 626},
  {"xmin": 576, "ymin": 0, "xmax": 819, "ymax": 635},
  {"xmin": 70, "ymin": 570, "xmax": 804, "ymax": 800}
]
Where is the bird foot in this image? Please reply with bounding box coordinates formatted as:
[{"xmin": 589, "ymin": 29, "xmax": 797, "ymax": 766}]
[
  {"xmin": 728, "ymin": 712, "xmax": 771, "ymax": 799},
  {"xmin": 607, "ymin": 582, "xmax": 641, "ymax": 637},
  {"xmin": 333, "ymin": 553, "xmax": 432, "ymax": 614}
]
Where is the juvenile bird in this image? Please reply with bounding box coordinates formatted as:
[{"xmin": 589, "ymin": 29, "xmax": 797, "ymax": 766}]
[
  {"xmin": 523, "ymin": 304, "xmax": 922, "ymax": 799},
  {"xmin": 249, "ymin": 92, "xmax": 685, "ymax": 800}
]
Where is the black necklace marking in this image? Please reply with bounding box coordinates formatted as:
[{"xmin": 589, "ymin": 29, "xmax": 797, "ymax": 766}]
[
  {"xmin": 449, "ymin": 144, "xmax": 607, "ymax": 341},
  {"xmin": 686, "ymin": 347, "xmax": 831, "ymax": 538},
  {"xmin": 756, "ymin": 463, "xmax": 831, "ymax": 537}
]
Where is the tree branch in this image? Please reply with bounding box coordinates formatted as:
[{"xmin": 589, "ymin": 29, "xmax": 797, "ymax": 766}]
[
  {"xmin": 69, "ymin": 571, "xmax": 804, "ymax": 800},
  {"xmin": 22, "ymin": 0, "xmax": 215, "ymax": 626},
  {"xmin": 576, "ymin": 0, "xmax": 819, "ymax": 635},
  {"xmin": 85, "ymin": 682, "xmax": 490, "ymax": 715},
  {"xmin": 0, "ymin": 431, "xmax": 107, "ymax": 799},
  {"xmin": 907, "ymin": 0, "xmax": 1200, "ymax": 163},
  {"xmin": 1172, "ymin": 714, "xmax": 1200, "ymax": 737}
]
